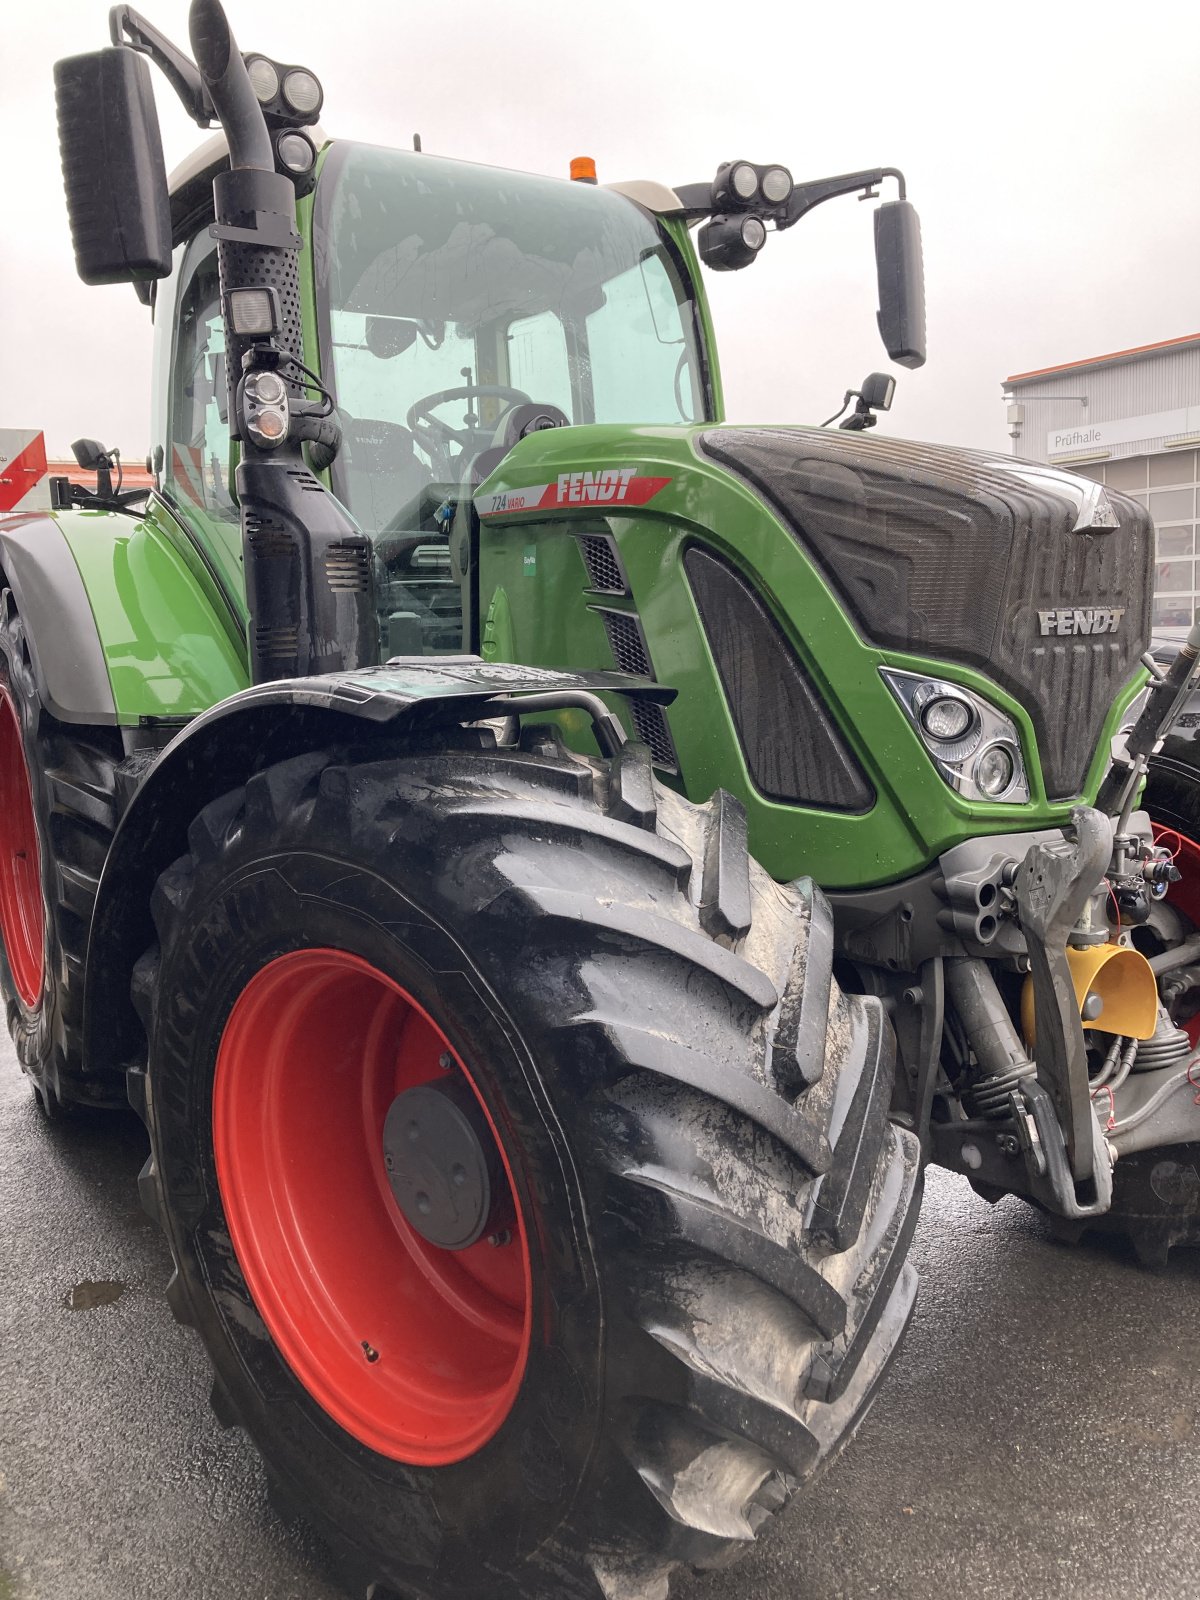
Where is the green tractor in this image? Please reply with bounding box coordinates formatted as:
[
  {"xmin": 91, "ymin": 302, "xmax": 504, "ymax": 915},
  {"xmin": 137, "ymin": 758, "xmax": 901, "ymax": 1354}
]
[{"xmin": 5, "ymin": 0, "xmax": 1199, "ymax": 1593}]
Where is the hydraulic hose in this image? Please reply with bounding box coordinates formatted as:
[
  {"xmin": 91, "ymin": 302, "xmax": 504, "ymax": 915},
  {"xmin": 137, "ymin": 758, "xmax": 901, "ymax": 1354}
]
[{"xmin": 188, "ymin": 0, "xmax": 272, "ymax": 171}]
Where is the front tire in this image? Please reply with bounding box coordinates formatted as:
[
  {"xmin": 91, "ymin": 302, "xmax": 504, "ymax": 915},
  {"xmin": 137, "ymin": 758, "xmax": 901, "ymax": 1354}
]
[{"xmin": 131, "ymin": 733, "xmax": 920, "ymax": 1599}]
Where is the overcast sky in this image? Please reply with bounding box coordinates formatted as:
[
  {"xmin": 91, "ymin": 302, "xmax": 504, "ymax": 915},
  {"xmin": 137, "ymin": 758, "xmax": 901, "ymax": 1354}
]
[{"xmin": 3, "ymin": 0, "xmax": 1199, "ymax": 461}]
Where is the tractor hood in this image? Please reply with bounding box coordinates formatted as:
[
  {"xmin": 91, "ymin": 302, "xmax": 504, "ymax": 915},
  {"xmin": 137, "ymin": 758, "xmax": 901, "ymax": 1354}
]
[{"xmin": 699, "ymin": 427, "xmax": 1155, "ymax": 800}]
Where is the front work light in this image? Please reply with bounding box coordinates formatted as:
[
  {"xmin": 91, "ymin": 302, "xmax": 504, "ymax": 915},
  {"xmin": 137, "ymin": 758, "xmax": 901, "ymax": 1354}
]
[
  {"xmin": 699, "ymin": 213, "xmax": 768, "ymax": 272},
  {"xmin": 712, "ymin": 160, "xmax": 793, "ymax": 212},
  {"xmin": 227, "ymin": 287, "xmax": 280, "ymax": 337},
  {"xmin": 282, "ymin": 68, "xmax": 322, "ymax": 117},
  {"xmin": 761, "ymin": 165, "xmax": 793, "ymax": 204},
  {"xmin": 246, "ymin": 56, "xmax": 280, "ymax": 103},
  {"xmin": 277, "ymin": 131, "xmax": 316, "ymax": 175}
]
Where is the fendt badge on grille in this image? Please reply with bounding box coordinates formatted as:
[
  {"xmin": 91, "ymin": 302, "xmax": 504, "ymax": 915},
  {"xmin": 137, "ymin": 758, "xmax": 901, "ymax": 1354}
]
[{"xmin": 1038, "ymin": 607, "xmax": 1126, "ymax": 637}]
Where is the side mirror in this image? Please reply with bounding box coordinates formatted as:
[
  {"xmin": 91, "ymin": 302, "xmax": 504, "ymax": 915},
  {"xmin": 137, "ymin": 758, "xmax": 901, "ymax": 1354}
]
[
  {"xmin": 365, "ymin": 317, "xmax": 419, "ymax": 359},
  {"xmin": 873, "ymin": 200, "xmax": 926, "ymax": 370},
  {"xmin": 71, "ymin": 438, "xmax": 111, "ymax": 471},
  {"xmin": 53, "ymin": 48, "xmax": 171, "ymax": 286},
  {"xmin": 859, "ymin": 372, "xmax": 895, "ymax": 412}
]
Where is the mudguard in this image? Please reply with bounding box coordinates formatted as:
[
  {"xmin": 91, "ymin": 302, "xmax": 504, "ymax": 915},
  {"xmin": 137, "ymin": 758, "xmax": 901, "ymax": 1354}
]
[
  {"xmin": 83, "ymin": 657, "xmax": 673, "ymax": 1086},
  {"xmin": 0, "ymin": 511, "xmax": 118, "ymax": 722},
  {"xmin": 0, "ymin": 500, "xmax": 247, "ymax": 728}
]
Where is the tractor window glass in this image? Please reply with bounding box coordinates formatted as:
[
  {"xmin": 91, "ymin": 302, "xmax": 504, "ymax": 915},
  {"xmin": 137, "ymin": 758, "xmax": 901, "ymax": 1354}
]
[
  {"xmin": 166, "ymin": 237, "xmax": 238, "ymax": 532},
  {"xmin": 587, "ymin": 253, "xmax": 701, "ymax": 423},
  {"xmin": 313, "ymin": 143, "xmax": 707, "ymax": 656}
]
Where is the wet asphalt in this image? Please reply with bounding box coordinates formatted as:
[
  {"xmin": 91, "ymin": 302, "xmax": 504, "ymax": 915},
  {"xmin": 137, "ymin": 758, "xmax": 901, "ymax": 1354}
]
[{"xmin": 2, "ymin": 1030, "xmax": 1199, "ymax": 1600}]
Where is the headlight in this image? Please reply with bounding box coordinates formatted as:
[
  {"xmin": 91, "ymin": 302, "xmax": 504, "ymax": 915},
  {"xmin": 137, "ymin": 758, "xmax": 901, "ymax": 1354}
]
[
  {"xmin": 246, "ymin": 56, "xmax": 280, "ymax": 103},
  {"xmin": 882, "ymin": 668, "xmax": 1030, "ymax": 804},
  {"xmin": 974, "ymin": 741, "xmax": 1018, "ymax": 798},
  {"xmin": 730, "ymin": 162, "xmax": 759, "ymax": 200},
  {"xmin": 282, "ymin": 68, "xmax": 323, "ymax": 118},
  {"xmin": 761, "ymin": 165, "xmax": 793, "ymax": 204}
]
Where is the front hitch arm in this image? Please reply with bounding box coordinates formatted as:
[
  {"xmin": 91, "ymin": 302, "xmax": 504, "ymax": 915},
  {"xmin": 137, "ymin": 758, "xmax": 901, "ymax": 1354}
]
[{"xmin": 1013, "ymin": 805, "xmax": 1113, "ymax": 1188}]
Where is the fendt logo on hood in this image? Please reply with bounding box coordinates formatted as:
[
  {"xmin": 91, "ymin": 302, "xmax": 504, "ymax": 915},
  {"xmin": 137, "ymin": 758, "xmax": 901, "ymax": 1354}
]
[
  {"xmin": 475, "ymin": 471, "xmax": 672, "ymax": 518},
  {"xmin": 1038, "ymin": 607, "xmax": 1125, "ymax": 637}
]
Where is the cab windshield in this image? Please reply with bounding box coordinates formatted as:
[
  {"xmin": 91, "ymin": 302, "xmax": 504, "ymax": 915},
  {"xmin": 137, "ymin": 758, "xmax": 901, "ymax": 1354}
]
[{"xmin": 312, "ymin": 142, "xmax": 707, "ymax": 654}]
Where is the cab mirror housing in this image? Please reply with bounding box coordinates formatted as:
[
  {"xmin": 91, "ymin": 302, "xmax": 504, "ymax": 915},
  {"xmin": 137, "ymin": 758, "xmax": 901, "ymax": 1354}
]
[
  {"xmin": 53, "ymin": 47, "xmax": 171, "ymax": 286},
  {"xmin": 873, "ymin": 200, "xmax": 926, "ymax": 369}
]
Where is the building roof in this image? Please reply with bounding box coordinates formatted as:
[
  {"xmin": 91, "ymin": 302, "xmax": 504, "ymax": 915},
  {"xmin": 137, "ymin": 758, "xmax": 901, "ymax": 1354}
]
[{"xmin": 1005, "ymin": 333, "xmax": 1200, "ymax": 387}]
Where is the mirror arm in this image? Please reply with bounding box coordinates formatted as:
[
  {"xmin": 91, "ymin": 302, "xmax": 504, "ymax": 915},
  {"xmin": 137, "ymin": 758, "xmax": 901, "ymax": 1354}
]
[
  {"xmin": 109, "ymin": 4, "xmax": 214, "ymax": 127},
  {"xmin": 776, "ymin": 167, "xmax": 907, "ymax": 231}
]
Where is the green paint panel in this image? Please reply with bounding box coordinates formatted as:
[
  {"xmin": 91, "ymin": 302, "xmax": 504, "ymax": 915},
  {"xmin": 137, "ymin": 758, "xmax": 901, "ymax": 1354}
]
[
  {"xmin": 475, "ymin": 424, "xmax": 1146, "ymax": 889},
  {"xmin": 55, "ymin": 502, "xmax": 249, "ymax": 721}
]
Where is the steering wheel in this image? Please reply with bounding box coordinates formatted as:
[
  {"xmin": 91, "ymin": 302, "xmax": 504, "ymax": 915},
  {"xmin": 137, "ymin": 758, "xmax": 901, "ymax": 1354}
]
[{"xmin": 406, "ymin": 384, "xmax": 531, "ymax": 469}]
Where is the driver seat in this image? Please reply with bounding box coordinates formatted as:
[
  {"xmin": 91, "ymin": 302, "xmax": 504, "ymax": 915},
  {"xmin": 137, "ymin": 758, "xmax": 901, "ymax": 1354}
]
[{"xmin": 449, "ymin": 401, "xmax": 571, "ymax": 588}]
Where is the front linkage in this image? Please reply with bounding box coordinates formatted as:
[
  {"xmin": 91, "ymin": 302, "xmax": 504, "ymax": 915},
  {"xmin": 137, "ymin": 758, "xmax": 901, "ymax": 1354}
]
[{"xmin": 867, "ymin": 626, "xmax": 1200, "ymax": 1239}]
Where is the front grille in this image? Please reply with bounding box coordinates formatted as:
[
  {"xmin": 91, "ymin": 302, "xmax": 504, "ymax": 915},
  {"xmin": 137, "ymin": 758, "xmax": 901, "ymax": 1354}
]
[
  {"xmin": 576, "ymin": 533, "xmax": 628, "ymax": 594},
  {"xmin": 700, "ymin": 428, "xmax": 1154, "ymax": 799},
  {"xmin": 686, "ymin": 546, "xmax": 873, "ymax": 810}
]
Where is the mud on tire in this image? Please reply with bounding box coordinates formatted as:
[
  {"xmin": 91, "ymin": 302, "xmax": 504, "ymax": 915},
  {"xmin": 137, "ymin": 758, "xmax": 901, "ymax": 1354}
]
[
  {"xmin": 130, "ymin": 730, "xmax": 921, "ymax": 1599},
  {"xmin": 0, "ymin": 587, "xmax": 123, "ymax": 1114}
]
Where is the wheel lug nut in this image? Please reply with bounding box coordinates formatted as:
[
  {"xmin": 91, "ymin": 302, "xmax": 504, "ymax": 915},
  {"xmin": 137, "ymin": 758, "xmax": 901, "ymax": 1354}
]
[
  {"xmin": 416, "ymin": 1191, "xmax": 431, "ymax": 1215},
  {"xmin": 487, "ymin": 1228, "xmax": 511, "ymax": 1248},
  {"xmin": 438, "ymin": 1051, "xmax": 455, "ymax": 1071}
]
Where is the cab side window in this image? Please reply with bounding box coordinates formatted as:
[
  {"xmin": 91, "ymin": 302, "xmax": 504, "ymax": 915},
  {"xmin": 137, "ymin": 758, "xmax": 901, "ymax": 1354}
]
[{"xmin": 166, "ymin": 238, "xmax": 238, "ymax": 525}]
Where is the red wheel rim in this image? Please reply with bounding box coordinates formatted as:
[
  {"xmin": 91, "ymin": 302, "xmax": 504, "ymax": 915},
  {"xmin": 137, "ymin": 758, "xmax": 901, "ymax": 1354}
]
[
  {"xmin": 213, "ymin": 949, "xmax": 533, "ymax": 1464},
  {"xmin": 1155, "ymin": 822, "xmax": 1200, "ymax": 1046},
  {"xmin": 0, "ymin": 689, "xmax": 43, "ymax": 1008}
]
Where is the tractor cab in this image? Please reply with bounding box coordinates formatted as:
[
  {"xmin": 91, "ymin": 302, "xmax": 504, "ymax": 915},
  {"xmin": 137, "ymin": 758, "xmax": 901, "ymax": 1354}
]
[{"xmin": 161, "ymin": 137, "xmax": 710, "ymax": 658}]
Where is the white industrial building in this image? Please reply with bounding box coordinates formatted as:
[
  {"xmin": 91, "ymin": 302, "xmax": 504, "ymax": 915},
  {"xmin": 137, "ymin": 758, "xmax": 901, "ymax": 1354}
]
[{"xmin": 1003, "ymin": 334, "xmax": 1200, "ymax": 631}]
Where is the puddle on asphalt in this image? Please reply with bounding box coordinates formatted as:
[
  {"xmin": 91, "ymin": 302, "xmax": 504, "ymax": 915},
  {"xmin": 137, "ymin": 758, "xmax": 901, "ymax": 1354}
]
[{"xmin": 63, "ymin": 1279, "xmax": 127, "ymax": 1310}]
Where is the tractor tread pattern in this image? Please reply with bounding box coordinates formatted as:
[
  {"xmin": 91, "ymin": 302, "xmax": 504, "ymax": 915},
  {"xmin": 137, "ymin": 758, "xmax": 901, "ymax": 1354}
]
[
  {"xmin": 0, "ymin": 588, "xmax": 124, "ymax": 1111},
  {"xmin": 129, "ymin": 737, "xmax": 921, "ymax": 1600}
]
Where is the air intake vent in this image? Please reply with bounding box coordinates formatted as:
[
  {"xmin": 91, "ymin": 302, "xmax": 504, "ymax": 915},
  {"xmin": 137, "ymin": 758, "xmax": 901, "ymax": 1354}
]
[
  {"xmin": 254, "ymin": 624, "xmax": 300, "ymax": 660},
  {"xmin": 685, "ymin": 545, "xmax": 873, "ymax": 811},
  {"xmin": 599, "ymin": 609, "xmax": 651, "ymax": 677},
  {"xmin": 325, "ymin": 542, "xmax": 372, "ymax": 592},
  {"xmin": 629, "ymin": 699, "xmax": 678, "ymax": 772},
  {"xmin": 577, "ymin": 533, "xmax": 628, "ymax": 594},
  {"xmin": 247, "ymin": 523, "xmax": 296, "ymax": 560},
  {"xmin": 594, "ymin": 607, "xmax": 678, "ymax": 771}
]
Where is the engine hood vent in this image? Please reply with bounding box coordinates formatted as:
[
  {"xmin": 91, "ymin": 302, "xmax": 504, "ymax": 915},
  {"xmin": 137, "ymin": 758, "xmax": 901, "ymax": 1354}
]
[{"xmin": 699, "ymin": 427, "xmax": 1154, "ymax": 800}]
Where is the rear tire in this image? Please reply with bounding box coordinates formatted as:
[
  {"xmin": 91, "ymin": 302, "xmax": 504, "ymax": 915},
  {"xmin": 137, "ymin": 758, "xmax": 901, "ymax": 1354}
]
[
  {"xmin": 0, "ymin": 587, "xmax": 122, "ymax": 1114},
  {"xmin": 131, "ymin": 732, "xmax": 920, "ymax": 1599}
]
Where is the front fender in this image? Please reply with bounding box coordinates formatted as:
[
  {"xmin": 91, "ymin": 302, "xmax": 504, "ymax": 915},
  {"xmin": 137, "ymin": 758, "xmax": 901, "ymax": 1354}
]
[
  {"xmin": 83, "ymin": 658, "xmax": 670, "ymax": 1084},
  {"xmin": 0, "ymin": 511, "xmax": 117, "ymax": 722},
  {"xmin": 0, "ymin": 498, "xmax": 248, "ymax": 728}
]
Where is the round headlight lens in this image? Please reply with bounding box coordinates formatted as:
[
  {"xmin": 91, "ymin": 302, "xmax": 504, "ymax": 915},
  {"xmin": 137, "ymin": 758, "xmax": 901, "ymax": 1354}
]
[
  {"xmin": 740, "ymin": 216, "xmax": 767, "ymax": 251},
  {"xmin": 730, "ymin": 162, "xmax": 759, "ymax": 200},
  {"xmin": 761, "ymin": 165, "xmax": 792, "ymax": 204},
  {"xmin": 246, "ymin": 57, "xmax": 280, "ymax": 103},
  {"xmin": 920, "ymin": 694, "xmax": 973, "ymax": 742},
  {"xmin": 975, "ymin": 743, "xmax": 1016, "ymax": 798},
  {"xmin": 282, "ymin": 68, "xmax": 322, "ymax": 116},
  {"xmin": 277, "ymin": 132, "xmax": 316, "ymax": 174}
]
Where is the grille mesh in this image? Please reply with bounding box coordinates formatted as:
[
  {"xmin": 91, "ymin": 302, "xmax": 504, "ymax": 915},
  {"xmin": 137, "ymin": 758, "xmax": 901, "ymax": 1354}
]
[
  {"xmin": 577, "ymin": 533, "xmax": 628, "ymax": 594},
  {"xmin": 601, "ymin": 610, "xmax": 651, "ymax": 677},
  {"xmin": 630, "ymin": 700, "xmax": 678, "ymax": 770}
]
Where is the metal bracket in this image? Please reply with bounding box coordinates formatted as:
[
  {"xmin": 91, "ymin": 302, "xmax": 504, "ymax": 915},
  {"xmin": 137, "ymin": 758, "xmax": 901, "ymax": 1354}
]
[{"xmin": 1013, "ymin": 805, "xmax": 1112, "ymax": 1187}]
